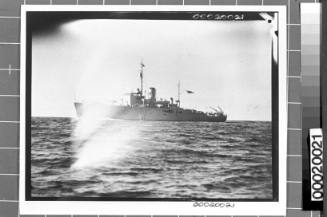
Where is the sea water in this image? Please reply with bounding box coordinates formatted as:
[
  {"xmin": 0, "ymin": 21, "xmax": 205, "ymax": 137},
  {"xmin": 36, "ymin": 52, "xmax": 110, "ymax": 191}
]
[{"xmin": 31, "ymin": 117, "xmax": 272, "ymax": 199}]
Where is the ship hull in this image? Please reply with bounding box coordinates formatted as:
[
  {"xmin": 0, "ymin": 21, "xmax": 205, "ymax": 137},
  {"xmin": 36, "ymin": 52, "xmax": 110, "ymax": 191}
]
[{"xmin": 74, "ymin": 103, "xmax": 227, "ymax": 122}]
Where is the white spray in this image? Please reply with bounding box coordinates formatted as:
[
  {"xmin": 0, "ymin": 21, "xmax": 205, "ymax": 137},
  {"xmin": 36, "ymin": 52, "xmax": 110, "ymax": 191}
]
[{"xmin": 71, "ymin": 102, "xmax": 139, "ymax": 169}]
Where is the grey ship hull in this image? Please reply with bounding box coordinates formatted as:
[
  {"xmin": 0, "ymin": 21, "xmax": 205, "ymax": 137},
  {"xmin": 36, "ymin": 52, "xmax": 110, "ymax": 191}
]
[{"xmin": 74, "ymin": 103, "xmax": 227, "ymax": 122}]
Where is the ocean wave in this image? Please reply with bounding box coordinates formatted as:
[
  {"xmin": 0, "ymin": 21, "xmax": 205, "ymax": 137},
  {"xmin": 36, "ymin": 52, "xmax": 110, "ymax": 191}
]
[{"xmin": 31, "ymin": 118, "xmax": 273, "ymax": 199}]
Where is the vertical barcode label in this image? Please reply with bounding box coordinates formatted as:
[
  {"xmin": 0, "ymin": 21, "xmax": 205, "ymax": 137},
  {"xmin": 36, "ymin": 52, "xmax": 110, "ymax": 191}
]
[{"xmin": 310, "ymin": 128, "xmax": 323, "ymax": 201}]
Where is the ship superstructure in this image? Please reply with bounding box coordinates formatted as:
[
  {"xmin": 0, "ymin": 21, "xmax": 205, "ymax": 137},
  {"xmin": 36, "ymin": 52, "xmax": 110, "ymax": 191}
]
[{"xmin": 75, "ymin": 62, "xmax": 227, "ymax": 122}]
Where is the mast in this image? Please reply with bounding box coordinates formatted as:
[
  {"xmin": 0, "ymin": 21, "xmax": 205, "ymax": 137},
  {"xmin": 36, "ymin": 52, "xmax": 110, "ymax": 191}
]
[
  {"xmin": 140, "ymin": 61, "xmax": 145, "ymax": 97},
  {"xmin": 177, "ymin": 80, "xmax": 181, "ymax": 107}
]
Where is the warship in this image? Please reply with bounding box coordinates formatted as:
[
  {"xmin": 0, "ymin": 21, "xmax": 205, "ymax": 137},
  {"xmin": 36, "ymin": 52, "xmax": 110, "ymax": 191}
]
[{"xmin": 74, "ymin": 62, "xmax": 227, "ymax": 122}]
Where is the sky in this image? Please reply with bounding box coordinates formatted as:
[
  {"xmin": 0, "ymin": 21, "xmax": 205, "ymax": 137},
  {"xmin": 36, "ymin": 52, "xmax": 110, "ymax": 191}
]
[{"xmin": 32, "ymin": 18, "xmax": 273, "ymax": 120}]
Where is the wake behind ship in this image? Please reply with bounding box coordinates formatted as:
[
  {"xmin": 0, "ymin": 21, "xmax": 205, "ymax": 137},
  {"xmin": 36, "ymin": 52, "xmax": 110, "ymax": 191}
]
[{"xmin": 74, "ymin": 62, "xmax": 227, "ymax": 122}]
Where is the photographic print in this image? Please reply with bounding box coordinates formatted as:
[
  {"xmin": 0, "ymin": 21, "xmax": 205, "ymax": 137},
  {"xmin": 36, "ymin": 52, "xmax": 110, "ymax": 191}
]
[{"xmin": 20, "ymin": 6, "xmax": 287, "ymax": 216}]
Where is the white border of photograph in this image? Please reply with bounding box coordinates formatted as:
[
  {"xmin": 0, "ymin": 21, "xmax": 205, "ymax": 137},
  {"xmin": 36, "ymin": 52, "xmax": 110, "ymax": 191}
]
[{"xmin": 19, "ymin": 5, "xmax": 287, "ymax": 216}]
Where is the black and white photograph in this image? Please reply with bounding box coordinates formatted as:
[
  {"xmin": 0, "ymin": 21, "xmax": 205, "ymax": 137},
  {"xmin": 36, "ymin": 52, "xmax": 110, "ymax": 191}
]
[{"xmin": 20, "ymin": 6, "xmax": 287, "ymax": 216}]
